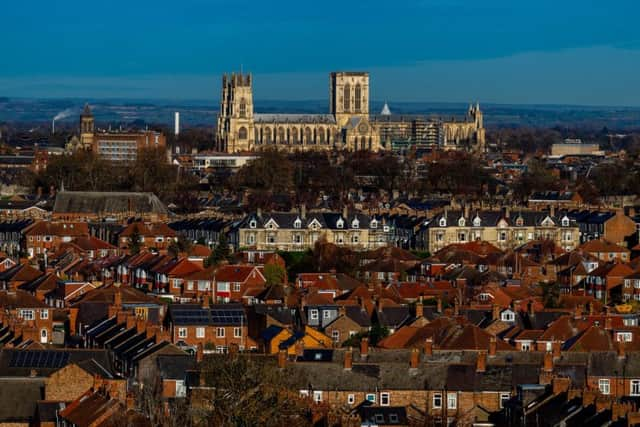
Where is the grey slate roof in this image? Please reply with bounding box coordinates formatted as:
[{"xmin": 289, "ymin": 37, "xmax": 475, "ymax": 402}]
[
  {"xmin": 241, "ymin": 211, "xmax": 373, "ymax": 230},
  {"xmin": 254, "ymin": 114, "xmax": 336, "ymax": 124},
  {"xmin": 53, "ymin": 191, "xmax": 168, "ymax": 216},
  {"xmin": 429, "ymin": 210, "xmax": 573, "ymax": 228}
]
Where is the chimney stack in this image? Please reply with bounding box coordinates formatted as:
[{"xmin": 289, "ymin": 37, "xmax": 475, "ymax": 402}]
[
  {"xmin": 424, "ymin": 338, "xmax": 433, "ymax": 356},
  {"xmin": 410, "ymin": 348, "xmax": 420, "ymax": 369},
  {"xmin": 436, "ymin": 298, "xmax": 443, "ymax": 314},
  {"xmin": 544, "ymin": 351, "xmax": 553, "ymax": 372},
  {"xmin": 416, "ymin": 303, "xmax": 424, "ymax": 319},
  {"xmin": 344, "ymin": 348, "xmax": 353, "ymax": 370},
  {"xmin": 489, "ymin": 336, "xmax": 497, "ymax": 357},
  {"xmin": 552, "ymin": 340, "xmax": 561, "ymax": 359},
  {"xmin": 278, "ymin": 349, "xmax": 287, "ymax": 369},
  {"xmin": 605, "ymin": 316, "xmax": 612, "ymax": 330},
  {"xmin": 360, "ymin": 337, "xmax": 369, "ymax": 359},
  {"xmin": 476, "ymin": 351, "xmax": 487, "ymax": 373},
  {"xmin": 618, "ymin": 340, "xmax": 626, "ymax": 359},
  {"xmin": 196, "ymin": 343, "xmax": 204, "ymax": 363},
  {"xmin": 492, "ymin": 304, "xmax": 501, "ymax": 321}
]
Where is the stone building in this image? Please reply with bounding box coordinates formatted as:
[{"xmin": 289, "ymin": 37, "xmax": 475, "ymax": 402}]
[
  {"xmin": 426, "ymin": 208, "xmax": 580, "ymax": 253},
  {"xmin": 68, "ymin": 104, "xmax": 166, "ymax": 161},
  {"xmin": 235, "ymin": 208, "xmax": 390, "ymax": 251},
  {"xmin": 216, "ymin": 71, "xmax": 485, "ymax": 153}
]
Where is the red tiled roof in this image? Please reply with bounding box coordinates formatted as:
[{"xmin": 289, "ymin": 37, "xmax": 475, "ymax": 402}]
[
  {"xmin": 215, "ymin": 265, "xmax": 264, "ymax": 283},
  {"xmin": 24, "ymin": 221, "xmax": 89, "ymax": 237},
  {"xmin": 120, "ymin": 222, "xmax": 177, "ymax": 237},
  {"xmin": 580, "ymin": 239, "xmax": 630, "ymax": 254}
]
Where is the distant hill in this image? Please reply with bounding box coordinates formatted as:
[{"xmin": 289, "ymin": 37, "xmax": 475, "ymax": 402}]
[{"xmin": 1, "ymin": 98, "xmax": 640, "ymax": 130}]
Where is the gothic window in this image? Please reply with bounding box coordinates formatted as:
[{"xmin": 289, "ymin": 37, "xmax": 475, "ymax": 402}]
[
  {"xmin": 343, "ymin": 84, "xmax": 351, "ymax": 111},
  {"xmin": 360, "ymin": 136, "xmax": 366, "ymax": 150},
  {"xmin": 304, "ymin": 128, "xmax": 312, "ymax": 144},
  {"xmin": 326, "ymin": 129, "xmax": 331, "ymax": 144},
  {"xmin": 286, "ymin": 128, "xmax": 290, "ymax": 144},
  {"xmin": 291, "ymin": 128, "xmax": 299, "ymax": 144},
  {"xmin": 317, "ymin": 128, "xmax": 325, "ymax": 144},
  {"xmin": 239, "ymin": 99, "xmax": 247, "ymax": 118},
  {"xmin": 264, "ymin": 127, "xmax": 272, "ymax": 144},
  {"xmin": 238, "ymin": 127, "xmax": 248, "ymax": 140},
  {"xmin": 354, "ymin": 84, "xmax": 362, "ymax": 112},
  {"xmin": 278, "ymin": 127, "xmax": 285, "ymax": 144}
]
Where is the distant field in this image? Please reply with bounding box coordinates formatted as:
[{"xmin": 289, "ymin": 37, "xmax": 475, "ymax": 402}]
[{"xmin": 1, "ymin": 98, "xmax": 640, "ymax": 130}]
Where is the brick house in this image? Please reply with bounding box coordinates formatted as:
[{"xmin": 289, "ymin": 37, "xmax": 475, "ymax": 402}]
[
  {"xmin": 24, "ymin": 221, "xmax": 89, "ymax": 258},
  {"xmin": 0, "ymin": 263, "xmax": 43, "ymax": 290},
  {"xmin": 165, "ymin": 303, "xmax": 256, "ymax": 353},
  {"xmin": 118, "ymin": 222, "xmax": 178, "ymax": 253},
  {"xmin": 213, "ymin": 265, "xmax": 266, "ymax": 303},
  {"xmin": 579, "ymin": 239, "xmax": 631, "ymax": 263},
  {"xmin": 0, "ymin": 289, "xmax": 53, "ymax": 344},
  {"xmin": 324, "ymin": 305, "xmax": 372, "ymax": 345}
]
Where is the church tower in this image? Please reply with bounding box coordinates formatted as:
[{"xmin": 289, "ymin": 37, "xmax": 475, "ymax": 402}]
[
  {"xmin": 330, "ymin": 72, "xmax": 369, "ymax": 127},
  {"xmin": 468, "ymin": 103, "xmax": 486, "ymax": 152},
  {"xmin": 216, "ymin": 73, "xmax": 254, "ymax": 152},
  {"xmin": 79, "ymin": 103, "xmax": 95, "ymax": 149}
]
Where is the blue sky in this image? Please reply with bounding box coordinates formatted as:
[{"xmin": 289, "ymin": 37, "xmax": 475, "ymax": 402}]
[{"xmin": 1, "ymin": 0, "xmax": 639, "ymax": 105}]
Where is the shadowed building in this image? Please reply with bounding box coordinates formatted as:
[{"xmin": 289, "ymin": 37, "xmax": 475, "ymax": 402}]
[
  {"xmin": 52, "ymin": 191, "xmax": 169, "ymax": 221},
  {"xmin": 216, "ymin": 71, "xmax": 485, "ymax": 153}
]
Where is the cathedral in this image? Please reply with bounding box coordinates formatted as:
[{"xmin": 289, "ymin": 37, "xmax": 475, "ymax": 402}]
[{"xmin": 216, "ymin": 71, "xmax": 485, "ymax": 153}]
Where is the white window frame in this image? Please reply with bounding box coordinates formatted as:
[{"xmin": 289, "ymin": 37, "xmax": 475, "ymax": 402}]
[
  {"xmin": 40, "ymin": 309, "xmax": 48, "ymax": 320},
  {"xmin": 500, "ymin": 392, "xmax": 510, "ymax": 408},
  {"xmin": 433, "ymin": 393, "xmax": 442, "ymax": 409},
  {"xmin": 447, "ymin": 393, "xmax": 457, "ymax": 409},
  {"xmin": 332, "ymin": 330, "xmax": 340, "ymax": 343},
  {"xmin": 310, "ymin": 309, "xmax": 319, "ymax": 321},
  {"xmin": 178, "ymin": 328, "xmax": 187, "ymax": 338},
  {"xmin": 380, "ymin": 392, "xmax": 390, "ymax": 406},
  {"xmin": 233, "ymin": 283, "xmax": 241, "ymax": 292},
  {"xmin": 20, "ymin": 310, "xmax": 34, "ymax": 320},
  {"xmin": 216, "ymin": 327, "xmax": 225, "ymax": 338},
  {"xmin": 599, "ymin": 378, "xmax": 610, "ymax": 395},
  {"xmin": 347, "ymin": 394, "xmax": 355, "ymax": 405},
  {"xmin": 313, "ymin": 391, "xmax": 323, "ymax": 403},
  {"xmin": 631, "ymin": 379, "xmax": 640, "ymax": 396},
  {"xmin": 196, "ymin": 327, "xmax": 205, "ymax": 338},
  {"xmin": 617, "ymin": 332, "xmax": 633, "ymax": 342},
  {"xmin": 234, "ymin": 327, "xmax": 242, "ymax": 338}
]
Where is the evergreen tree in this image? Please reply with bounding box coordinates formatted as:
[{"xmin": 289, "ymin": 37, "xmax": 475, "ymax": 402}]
[{"xmin": 128, "ymin": 224, "xmax": 142, "ymax": 255}]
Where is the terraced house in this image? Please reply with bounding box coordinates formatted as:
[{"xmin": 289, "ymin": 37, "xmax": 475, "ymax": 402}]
[
  {"xmin": 236, "ymin": 208, "xmax": 389, "ymax": 251},
  {"xmin": 426, "ymin": 208, "xmax": 580, "ymax": 254}
]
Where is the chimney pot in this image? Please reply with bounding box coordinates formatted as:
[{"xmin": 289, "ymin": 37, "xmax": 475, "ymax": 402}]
[
  {"xmin": 360, "ymin": 337, "xmax": 369, "ymax": 359},
  {"xmin": 277, "ymin": 349, "xmax": 287, "ymax": 369},
  {"xmin": 489, "ymin": 336, "xmax": 497, "ymax": 357},
  {"xmin": 410, "ymin": 348, "xmax": 420, "ymax": 369},
  {"xmin": 424, "ymin": 338, "xmax": 433, "ymax": 356},
  {"xmin": 544, "ymin": 351, "xmax": 553, "ymax": 372},
  {"xmin": 476, "ymin": 351, "xmax": 487, "ymax": 373},
  {"xmin": 344, "ymin": 348, "xmax": 353, "ymax": 370}
]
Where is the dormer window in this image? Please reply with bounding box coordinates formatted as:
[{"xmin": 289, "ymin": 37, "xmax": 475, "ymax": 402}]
[
  {"xmin": 249, "ymin": 220, "xmax": 257, "ymax": 229},
  {"xmin": 294, "ymin": 218, "xmax": 302, "ymax": 229},
  {"xmin": 370, "ymin": 219, "xmax": 378, "ymax": 229},
  {"xmin": 561, "ymin": 216, "xmax": 570, "ymax": 227},
  {"xmin": 501, "ymin": 310, "xmax": 515, "ymax": 322},
  {"xmin": 439, "ymin": 218, "xmax": 447, "ymax": 227},
  {"xmin": 352, "ymin": 218, "xmax": 359, "ymax": 229},
  {"xmin": 336, "ymin": 219, "xmax": 344, "ymax": 229},
  {"xmin": 473, "ymin": 216, "xmax": 481, "ymax": 227},
  {"xmin": 516, "ymin": 217, "xmax": 524, "ymax": 227},
  {"xmin": 458, "ymin": 217, "xmax": 466, "ymax": 227}
]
